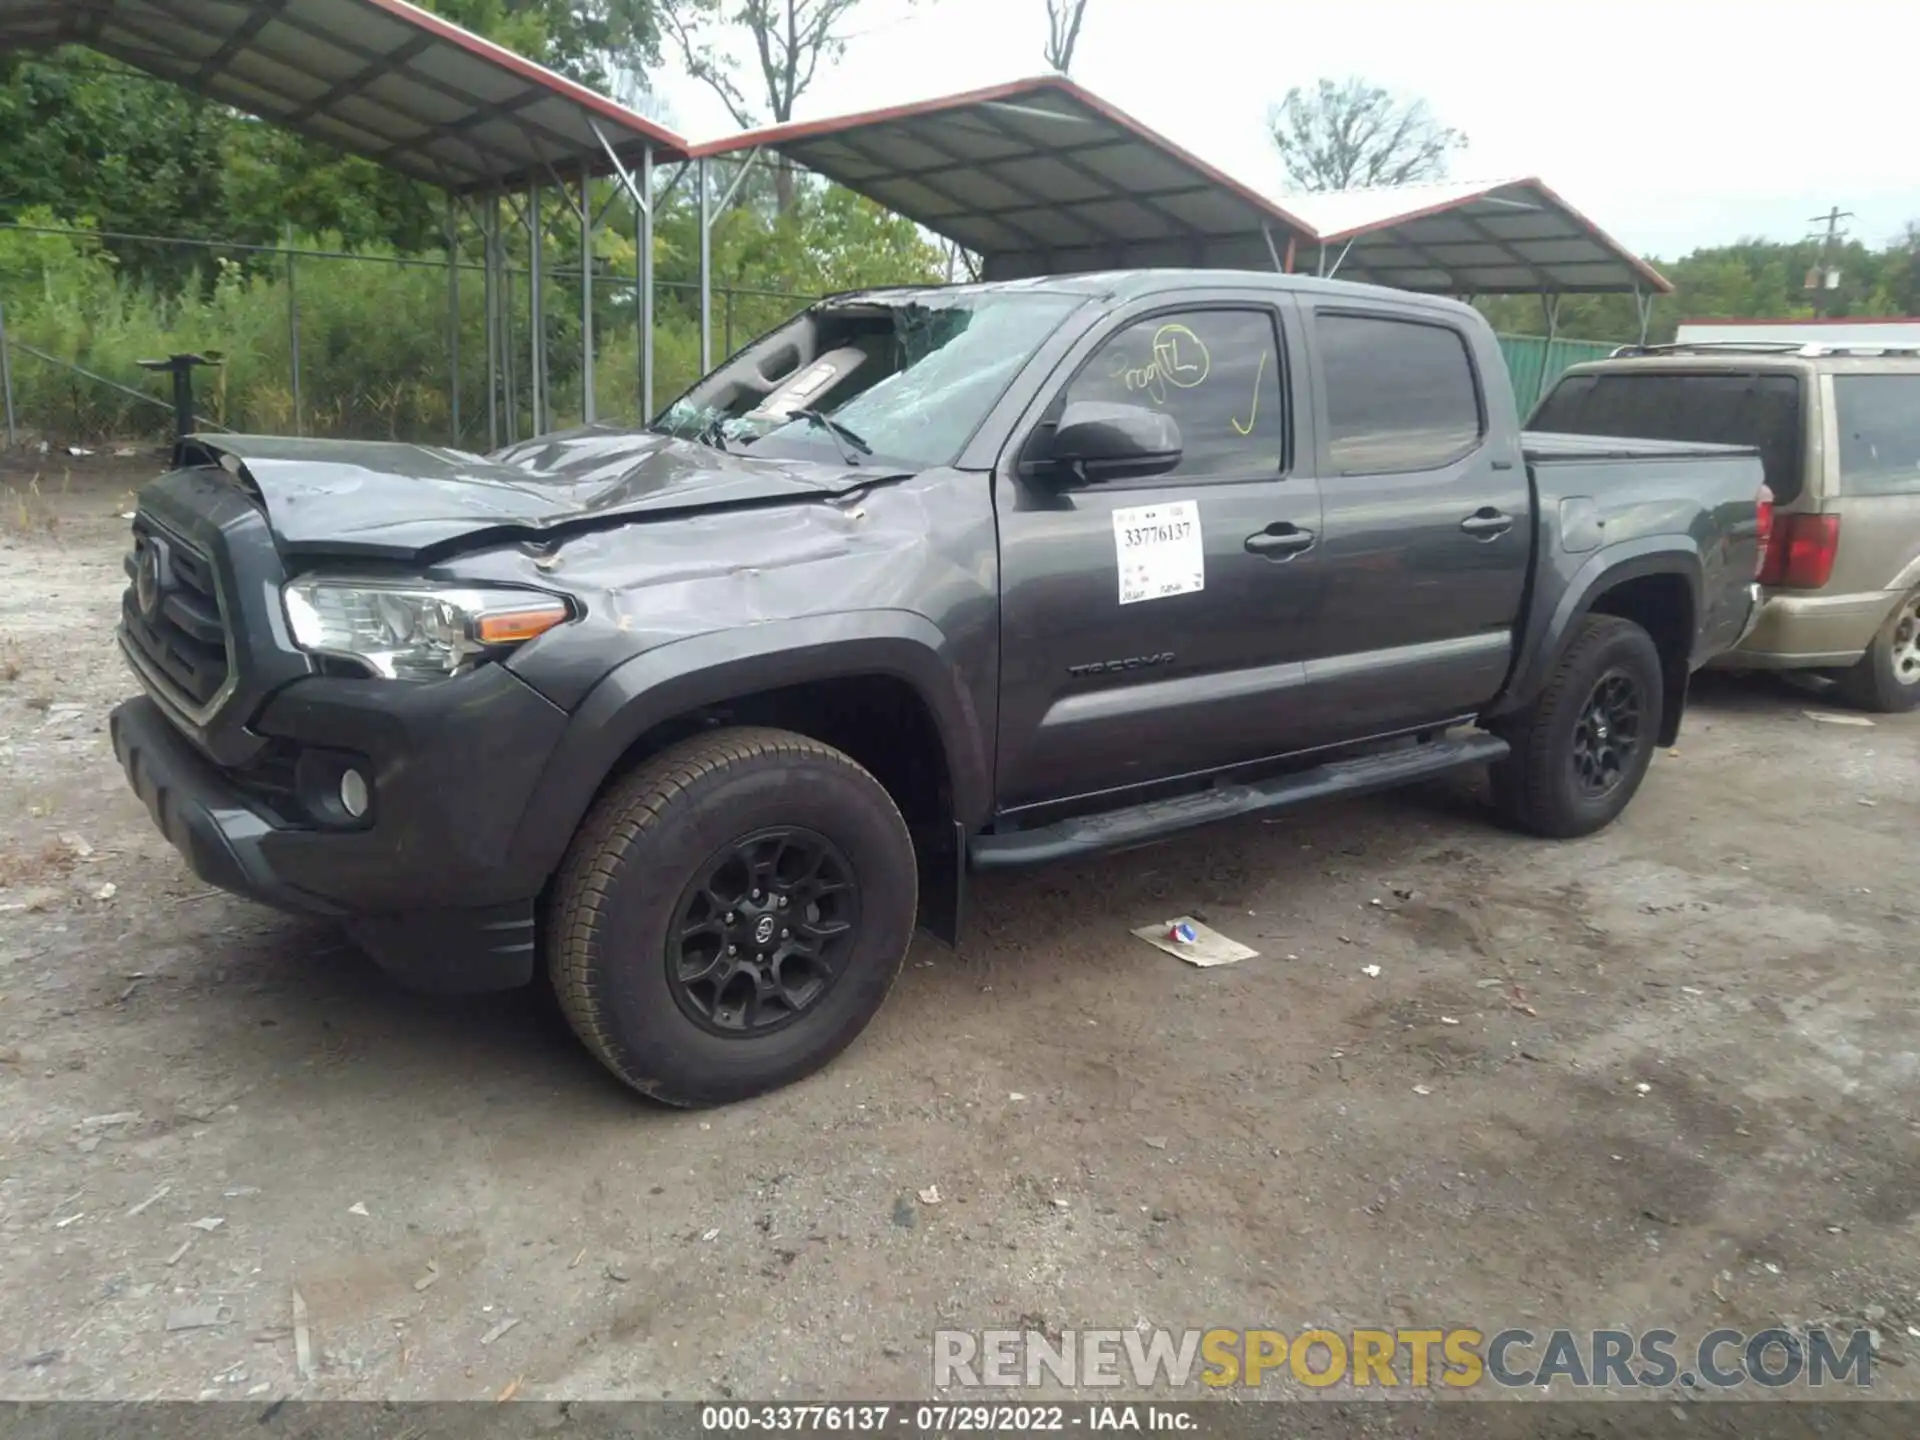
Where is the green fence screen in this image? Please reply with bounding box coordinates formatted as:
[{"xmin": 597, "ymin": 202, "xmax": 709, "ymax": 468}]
[{"xmin": 1497, "ymin": 334, "xmax": 1621, "ymax": 417}]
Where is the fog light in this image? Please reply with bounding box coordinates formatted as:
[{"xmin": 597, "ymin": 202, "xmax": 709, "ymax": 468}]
[{"xmin": 339, "ymin": 768, "xmax": 370, "ymax": 818}]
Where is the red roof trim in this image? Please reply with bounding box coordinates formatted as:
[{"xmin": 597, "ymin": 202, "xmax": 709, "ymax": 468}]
[
  {"xmin": 690, "ymin": 74, "xmax": 1315, "ymax": 240},
  {"xmin": 1310, "ymin": 182, "xmax": 1515, "ymax": 245},
  {"xmin": 360, "ymin": 0, "xmax": 690, "ymax": 158},
  {"xmin": 1677, "ymin": 316, "xmax": 1920, "ymax": 327},
  {"xmin": 1527, "ymin": 178, "xmax": 1672, "ymax": 296},
  {"xmin": 1314, "ymin": 177, "xmax": 1672, "ymax": 296}
]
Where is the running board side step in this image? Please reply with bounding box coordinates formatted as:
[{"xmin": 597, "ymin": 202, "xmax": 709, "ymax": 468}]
[{"xmin": 969, "ymin": 732, "xmax": 1510, "ymax": 870}]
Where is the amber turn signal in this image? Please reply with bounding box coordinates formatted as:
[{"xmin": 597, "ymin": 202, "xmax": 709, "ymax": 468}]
[{"xmin": 476, "ymin": 600, "xmax": 571, "ymax": 645}]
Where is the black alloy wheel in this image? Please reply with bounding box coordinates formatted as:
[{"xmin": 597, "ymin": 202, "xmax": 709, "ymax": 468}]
[
  {"xmin": 1488, "ymin": 614, "xmax": 1664, "ymax": 840},
  {"xmin": 1570, "ymin": 671, "xmax": 1643, "ymax": 800},
  {"xmin": 667, "ymin": 827, "xmax": 860, "ymax": 1036},
  {"xmin": 545, "ymin": 726, "xmax": 917, "ymax": 1107}
]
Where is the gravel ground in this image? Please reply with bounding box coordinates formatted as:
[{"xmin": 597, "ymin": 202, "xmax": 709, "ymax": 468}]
[{"xmin": 2, "ymin": 453, "xmax": 1918, "ymax": 1409}]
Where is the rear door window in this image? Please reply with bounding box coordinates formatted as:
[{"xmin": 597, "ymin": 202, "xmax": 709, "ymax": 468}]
[
  {"xmin": 1834, "ymin": 375, "xmax": 1920, "ymax": 496},
  {"xmin": 1530, "ymin": 371, "xmax": 1806, "ymax": 501},
  {"xmin": 1316, "ymin": 312, "xmax": 1485, "ymax": 474}
]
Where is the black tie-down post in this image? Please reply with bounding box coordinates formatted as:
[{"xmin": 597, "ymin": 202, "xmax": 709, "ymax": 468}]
[{"xmin": 138, "ymin": 352, "xmax": 221, "ymax": 462}]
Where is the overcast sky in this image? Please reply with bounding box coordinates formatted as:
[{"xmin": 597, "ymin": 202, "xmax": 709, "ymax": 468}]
[{"xmin": 650, "ymin": 0, "xmax": 1920, "ymax": 261}]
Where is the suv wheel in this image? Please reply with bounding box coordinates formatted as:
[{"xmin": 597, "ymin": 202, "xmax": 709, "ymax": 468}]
[
  {"xmin": 547, "ymin": 727, "xmax": 917, "ymax": 1107},
  {"xmin": 1490, "ymin": 615, "xmax": 1663, "ymax": 839},
  {"xmin": 1833, "ymin": 588, "xmax": 1920, "ymax": 713}
]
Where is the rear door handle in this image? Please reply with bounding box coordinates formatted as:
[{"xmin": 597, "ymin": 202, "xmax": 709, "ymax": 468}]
[
  {"xmin": 1245, "ymin": 524, "xmax": 1316, "ymax": 559},
  {"xmin": 1459, "ymin": 509, "xmax": 1514, "ymax": 539}
]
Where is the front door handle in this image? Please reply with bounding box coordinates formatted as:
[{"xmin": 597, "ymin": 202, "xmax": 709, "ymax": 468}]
[
  {"xmin": 1245, "ymin": 523, "xmax": 1316, "ymax": 559},
  {"xmin": 1459, "ymin": 508, "xmax": 1514, "ymax": 539}
]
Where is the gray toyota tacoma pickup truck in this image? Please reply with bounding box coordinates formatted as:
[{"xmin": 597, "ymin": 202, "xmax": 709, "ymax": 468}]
[{"xmin": 110, "ymin": 271, "xmax": 1767, "ymax": 1106}]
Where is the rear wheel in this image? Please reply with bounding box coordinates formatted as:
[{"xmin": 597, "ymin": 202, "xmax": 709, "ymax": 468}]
[
  {"xmin": 546, "ymin": 727, "xmax": 917, "ymax": 1107},
  {"xmin": 1832, "ymin": 587, "xmax": 1920, "ymax": 713},
  {"xmin": 1490, "ymin": 615, "xmax": 1663, "ymax": 839}
]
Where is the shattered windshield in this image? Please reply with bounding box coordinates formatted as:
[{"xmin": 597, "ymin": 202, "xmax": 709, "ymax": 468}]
[{"xmin": 652, "ymin": 290, "xmax": 1087, "ymax": 470}]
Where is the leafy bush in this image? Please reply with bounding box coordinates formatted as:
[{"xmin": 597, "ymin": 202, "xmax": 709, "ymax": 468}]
[{"xmin": 1, "ymin": 184, "xmax": 946, "ymax": 448}]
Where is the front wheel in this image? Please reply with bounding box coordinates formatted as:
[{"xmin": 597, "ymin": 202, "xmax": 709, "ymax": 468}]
[
  {"xmin": 546, "ymin": 727, "xmax": 917, "ymax": 1107},
  {"xmin": 1832, "ymin": 587, "xmax": 1920, "ymax": 713},
  {"xmin": 1490, "ymin": 615, "xmax": 1664, "ymax": 839}
]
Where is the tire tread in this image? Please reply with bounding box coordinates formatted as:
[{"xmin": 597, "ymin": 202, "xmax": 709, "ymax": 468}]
[
  {"xmin": 1492, "ymin": 615, "xmax": 1660, "ymax": 839},
  {"xmin": 546, "ymin": 727, "xmax": 912, "ymax": 1105}
]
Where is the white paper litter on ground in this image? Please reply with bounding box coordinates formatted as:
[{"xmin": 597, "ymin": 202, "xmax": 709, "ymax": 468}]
[
  {"xmin": 1803, "ymin": 710, "xmax": 1875, "ymax": 727},
  {"xmin": 1131, "ymin": 917, "xmax": 1258, "ymax": 968}
]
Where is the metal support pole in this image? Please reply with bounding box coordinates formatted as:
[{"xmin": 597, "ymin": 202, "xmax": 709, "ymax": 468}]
[
  {"xmin": 446, "ymin": 195, "xmax": 461, "ymax": 444},
  {"xmin": 285, "ymin": 225, "xmax": 303, "ymax": 435},
  {"xmin": 640, "ymin": 147, "xmax": 655, "ymax": 419},
  {"xmin": 1635, "ymin": 288, "xmax": 1654, "ymax": 346},
  {"xmin": 580, "ymin": 160, "xmax": 595, "ymax": 425},
  {"xmin": 484, "ymin": 192, "xmax": 500, "ymax": 450},
  {"xmin": 528, "ymin": 181, "xmax": 545, "ymax": 436},
  {"xmin": 1538, "ymin": 293, "xmax": 1562, "ymax": 409},
  {"xmin": 697, "ymin": 155, "xmax": 713, "ymax": 374},
  {"xmin": 0, "ymin": 301, "xmax": 16, "ymax": 448},
  {"xmin": 1260, "ymin": 224, "xmax": 1285, "ymax": 273},
  {"xmin": 503, "ymin": 264, "xmax": 517, "ymax": 445}
]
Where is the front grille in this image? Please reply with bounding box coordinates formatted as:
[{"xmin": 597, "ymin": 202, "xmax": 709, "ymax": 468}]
[{"xmin": 122, "ymin": 520, "xmax": 233, "ymax": 714}]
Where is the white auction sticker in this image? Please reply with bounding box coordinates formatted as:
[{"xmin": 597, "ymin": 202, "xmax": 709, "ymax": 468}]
[{"xmin": 1113, "ymin": 500, "xmax": 1204, "ymax": 605}]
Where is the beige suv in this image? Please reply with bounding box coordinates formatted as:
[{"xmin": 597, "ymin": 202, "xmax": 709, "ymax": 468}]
[{"xmin": 1532, "ymin": 346, "xmax": 1920, "ymax": 710}]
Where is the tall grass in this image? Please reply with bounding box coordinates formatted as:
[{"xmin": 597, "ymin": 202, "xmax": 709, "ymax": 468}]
[{"xmin": 0, "ymin": 216, "xmax": 794, "ymax": 448}]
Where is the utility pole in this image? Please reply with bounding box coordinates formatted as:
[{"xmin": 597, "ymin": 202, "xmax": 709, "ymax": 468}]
[{"xmin": 1805, "ymin": 205, "xmax": 1854, "ymax": 317}]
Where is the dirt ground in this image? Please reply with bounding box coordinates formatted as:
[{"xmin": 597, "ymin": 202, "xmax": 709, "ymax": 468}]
[{"xmin": 2, "ymin": 452, "xmax": 1918, "ymax": 1408}]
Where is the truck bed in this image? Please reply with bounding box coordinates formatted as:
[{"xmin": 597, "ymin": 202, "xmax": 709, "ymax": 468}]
[{"xmin": 1512, "ymin": 429, "xmax": 1766, "ymax": 686}]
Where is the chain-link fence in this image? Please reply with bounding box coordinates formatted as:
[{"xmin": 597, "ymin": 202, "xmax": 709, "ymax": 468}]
[
  {"xmin": 0, "ymin": 221, "xmax": 819, "ymax": 450},
  {"xmin": 0, "ymin": 220, "xmax": 1625, "ymax": 450}
]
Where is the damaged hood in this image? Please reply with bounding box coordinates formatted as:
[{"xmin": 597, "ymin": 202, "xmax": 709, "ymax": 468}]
[{"xmin": 181, "ymin": 426, "xmax": 882, "ymax": 560}]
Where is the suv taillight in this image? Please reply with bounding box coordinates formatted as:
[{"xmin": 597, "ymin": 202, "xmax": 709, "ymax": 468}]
[
  {"xmin": 1758, "ymin": 512, "xmax": 1840, "ymax": 590},
  {"xmin": 1753, "ymin": 484, "xmax": 1774, "ymax": 579}
]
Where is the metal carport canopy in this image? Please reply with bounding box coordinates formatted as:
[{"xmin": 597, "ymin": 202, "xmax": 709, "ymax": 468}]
[
  {"xmin": 1279, "ymin": 178, "xmax": 1672, "ymax": 295},
  {"xmin": 0, "ymin": 0, "xmax": 690, "ymax": 189},
  {"xmin": 692, "ymin": 76, "xmax": 1317, "ymax": 279}
]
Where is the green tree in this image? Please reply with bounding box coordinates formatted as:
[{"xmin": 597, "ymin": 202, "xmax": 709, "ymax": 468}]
[
  {"xmin": 419, "ymin": 0, "xmax": 664, "ymax": 91},
  {"xmin": 0, "ymin": 56, "xmax": 230, "ymax": 283}
]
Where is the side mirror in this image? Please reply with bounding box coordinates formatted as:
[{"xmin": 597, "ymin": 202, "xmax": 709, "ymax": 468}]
[{"xmin": 1035, "ymin": 401, "xmax": 1182, "ymax": 484}]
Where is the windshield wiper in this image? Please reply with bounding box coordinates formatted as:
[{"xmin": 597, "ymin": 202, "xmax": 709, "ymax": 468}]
[
  {"xmin": 696, "ymin": 415, "xmax": 732, "ymax": 453},
  {"xmin": 790, "ymin": 408, "xmax": 871, "ymax": 465}
]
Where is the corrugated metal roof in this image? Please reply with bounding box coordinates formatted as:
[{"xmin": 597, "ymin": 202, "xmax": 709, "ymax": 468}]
[
  {"xmin": 1280, "ymin": 177, "xmax": 1672, "ymax": 295},
  {"xmin": 0, "ymin": 9, "xmax": 1665, "ymax": 300},
  {"xmin": 695, "ymin": 77, "xmax": 1318, "ymax": 279},
  {"xmin": 0, "ymin": 0, "xmax": 689, "ymax": 189}
]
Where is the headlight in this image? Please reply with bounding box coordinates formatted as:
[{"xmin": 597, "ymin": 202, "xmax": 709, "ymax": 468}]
[{"xmin": 282, "ymin": 577, "xmax": 571, "ymax": 681}]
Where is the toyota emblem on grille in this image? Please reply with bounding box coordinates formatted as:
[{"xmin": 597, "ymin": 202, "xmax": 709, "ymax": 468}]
[{"xmin": 133, "ymin": 538, "xmax": 168, "ymax": 619}]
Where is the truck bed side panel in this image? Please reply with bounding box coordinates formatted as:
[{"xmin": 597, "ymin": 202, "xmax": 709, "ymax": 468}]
[{"xmin": 1491, "ymin": 446, "xmax": 1765, "ymax": 717}]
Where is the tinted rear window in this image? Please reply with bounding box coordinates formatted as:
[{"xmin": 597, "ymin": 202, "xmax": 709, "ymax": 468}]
[
  {"xmin": 1531, "ymin": 371, "xmax": 1805, "ymax": 501},
  {"xmin": 1317, "ymin": 313, "xmax": 1484, "ymax": 474},
  {"xmin": 1835, "ymin": 374, "xmax": 1920, "ymax": 496}
]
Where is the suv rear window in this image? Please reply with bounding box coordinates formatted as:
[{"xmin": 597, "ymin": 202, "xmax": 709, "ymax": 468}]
[
  {"xmin": 1531, "ymin": 371, "xmax": 1806, "ymax": 501},
  {"xmin": 1835, "ymin": 374, "xmax": 1920, "ymax": 496}
]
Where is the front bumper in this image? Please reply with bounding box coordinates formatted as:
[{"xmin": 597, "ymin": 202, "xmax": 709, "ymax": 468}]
[
  {"xmin": 1712, "ymin": 588, "xmax": 1901, "ymax": 671},
  {"xmin": 111, "ymin": 660, "xmax": 571, "ymax": 992}
]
